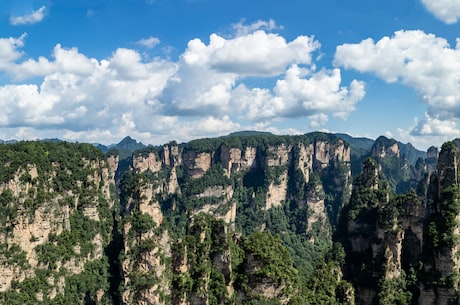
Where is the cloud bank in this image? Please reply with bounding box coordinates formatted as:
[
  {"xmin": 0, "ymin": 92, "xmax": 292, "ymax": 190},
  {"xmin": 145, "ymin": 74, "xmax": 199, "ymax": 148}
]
[
  {"xmin": 421, "ymin": 0, "xmax": 460, "ymax": 24},
  {"xmin": 335, "ymin": 29, "xmax": 460, "ymax": 145},
  {"xmin": 0, "ymin": 22, "xmax": 364, "ymax": 145}
]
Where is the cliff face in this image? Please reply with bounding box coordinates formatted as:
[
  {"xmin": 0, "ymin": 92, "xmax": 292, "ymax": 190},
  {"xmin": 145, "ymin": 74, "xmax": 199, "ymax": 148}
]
[
  {"xmin": 340, "ymin": 140, "xmax": 460, "ymax": 305},
  {"xmin": 5, "ymin": 133, "xmax": 446, "ymax": 305},
  {"xmin": 418, "ymin": 142, "xmax": 460, "ymax": 305},
  {"xmin": 119, "ymin": 133, "xmax": 352, "ymax": 304},
  {"xmin": 371, "ymin": 136, "xmax": 400, "ymax": 160},
  {"xmin": 0, "ymin": 142, "xmax": 116, "ymax": 304}
]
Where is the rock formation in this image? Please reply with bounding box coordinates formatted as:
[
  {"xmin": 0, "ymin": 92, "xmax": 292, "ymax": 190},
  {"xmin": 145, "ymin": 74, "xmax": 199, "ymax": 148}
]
[
  {"xmin": 5, "ymin": 132, "xmax": 457, "ymax": 305},
  {"xmin": 0, "ymin": 142, "xmax": 116, "ymax": 303},
  {"xmin": 119, "ymin": 133, "xmax": 352, "ymax": 304}
]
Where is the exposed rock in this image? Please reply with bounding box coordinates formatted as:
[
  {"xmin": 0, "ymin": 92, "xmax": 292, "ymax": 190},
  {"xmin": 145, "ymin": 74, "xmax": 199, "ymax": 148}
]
[
  {"xmin": 139, "ymin": 182, "xmax": 163, "ymax": 226},
  {"xmin": 297, "ymin": 144, "xmax": 314, "ymax": 183},
  {"xmin": 315, "ymin": 138, "xmax": 351, "ymax": 169},
  {"xmin": 183, "ymin": 150, "xmax": 212, "ymax": 178},
  {"xmin": 220, "ymin": 145, "xmax": 257, "ymax": 176},
  {"xmin": 426, "ymin": 146, "xmax": 439, "ymax": 174},
  {"xmin": 265, "ymin": 171, "xmax": 288, "ymax": 210},
  {"xmin": 0, "ymin": 144, "xmax": 115, "ymax": 301},
  {"xmin": 133, "ymin": 152, "xmax": 162, "ymax": 174},
  {"xmin": 306, "ymin": 184, "xmax": 329, "ymax": 241},
  {"xmin": 266, "ymin": 144, "xmax": 291, "ymax": 167},
  {"xmin": 371, "ymin": 136, "xmax": 400, "ymax": 159}
]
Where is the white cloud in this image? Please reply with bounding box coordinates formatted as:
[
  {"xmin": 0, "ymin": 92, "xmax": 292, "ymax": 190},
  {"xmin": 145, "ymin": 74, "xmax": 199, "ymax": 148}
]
[
  {"xmin": 0, "ymin": 34, "xmax": 27, "ymax": 70},
  {"xmin": 308, "ymin": 113, "xmax": 329, "ymax": 128},
  {"xmin": 136, "ymin": 37, "xmax": 161, "ymax": 49},
  {"xmin": 0, "ymin": 24, "xmax": 364, "ymax": 145},
  {"xmin": 0, "ymin": 40, "xmax": 100, "ymax": 80},
  {"xmin": 232, "ymin": 19, "xmax": 279, "ymax": 37},
  {"xmin": 10, "ymin": 6, "xmax": 46, "ymax": 26},
  {"xmin": 109, "ymin": 48, "xmax": 151, "ymax": 79},
  {"xmin": 411, "ymin": 113, "xmax": 460, "ymax": 136},
  {"xmin": 397, "ymin": 121, "xmax": 456, "ymax": 151},
  {"xmin": 335, "ymin": 30, "xmax": 460, "ymax": 138},
  {"xmin": 157, "ymin": 29, "xmax": 326, "ymax": 117},
  {"xmin": 421, "ymin": 0, "xmax": 460, "ymax": 24},
  {"xmin": 181, "ymin": 31, "xmax": 320, "ymax": 76},
  {"xmin": 0, "ymin": 37, "xmax": 177, "ymax": 140},
  {"xmin": 233, "ymin": 65, "xmax": 365, "ymax": 121}
]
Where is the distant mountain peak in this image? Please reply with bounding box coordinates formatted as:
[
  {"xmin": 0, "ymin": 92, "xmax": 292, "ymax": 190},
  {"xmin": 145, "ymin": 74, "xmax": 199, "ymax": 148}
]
[
  {"xmin": 119, "ymin": 136, "xmax": 140, "ymax": 144},
  {"xmin": 117, "ymin": 136, "xmax": 144, "ymax": 150}
]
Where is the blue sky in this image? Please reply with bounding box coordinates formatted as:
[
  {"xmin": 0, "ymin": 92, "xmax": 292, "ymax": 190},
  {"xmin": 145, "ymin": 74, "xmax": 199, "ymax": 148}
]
[{"xmin": 1, "ymin": 0, "xmax": 460, "ymax": 150}]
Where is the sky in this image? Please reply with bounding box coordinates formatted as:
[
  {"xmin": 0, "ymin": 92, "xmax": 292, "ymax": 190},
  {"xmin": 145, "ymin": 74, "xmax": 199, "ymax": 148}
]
[{"xmin": 1, "ymin": 0, "xmax": 460, "ymax": 150}]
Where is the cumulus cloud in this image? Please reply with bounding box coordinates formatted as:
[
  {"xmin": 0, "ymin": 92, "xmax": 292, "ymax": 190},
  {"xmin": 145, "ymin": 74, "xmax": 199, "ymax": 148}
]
[
  {"xmin": 0, "ymin": 34, "xmax": 27, "ymax": 70},
  {"xmin": 411, "ymin": 113, "xmax": 460, "ymax": 136},
  {"xmin": 232, "ymin": 65, "xmax": 364, "ymax": 121},
  {"xmin": 0, "ymin": 38, "xmax": 100, "ymax": 80},
  {"xmin": 0, "ymin": 35, "xmax": 177, "ymax": 142},
  {"xmin": 10, "ymin": 6, "xmax": 46, "ymax": 25},
  {"xmin": 180, "ymin": 31, "xmax": 319, "ymax": 76},
  {"xmin": 0, "ymin": 23, "xmax": 364, "ymax": 145},
  {"xmin": 157, "ymin": 29, "xmax": 335, "ymax": 118},
  {"xmin": 421, "ymin": 0, "xmax": 460, "ymax": 24},
  {"xmin": 335, "ymin": 29, "xmax": 460, "ymax": 144}
]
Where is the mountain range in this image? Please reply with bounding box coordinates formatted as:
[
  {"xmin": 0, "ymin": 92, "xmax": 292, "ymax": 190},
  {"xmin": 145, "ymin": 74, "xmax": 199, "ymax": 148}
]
[{"xmin": 0, "ymin": 131, "xmax": 458, "ymax": 305}]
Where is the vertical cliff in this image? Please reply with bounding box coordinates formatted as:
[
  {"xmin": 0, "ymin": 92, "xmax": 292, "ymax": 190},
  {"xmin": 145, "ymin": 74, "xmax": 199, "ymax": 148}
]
[
  {"xmin": 419, "ymin": 141, "xmax": 460, "ymax": 305},
  {"xmin": 0, "ymin": 141, "xmax": 117, "ymax": 304},
  {"xmin": 339, "ymin": 140, "xmax": 460, "ymax": 305},
  {"xmin": 340, "ymin": 157, "xmax": 425, "ymax": 305},
  {"xmin": 1, "ymin": 133, "xmax": 413, "ymax": 304},
  {"xmin": 117, "ymin": 132, "xmax": 353, "ymax": 304}
]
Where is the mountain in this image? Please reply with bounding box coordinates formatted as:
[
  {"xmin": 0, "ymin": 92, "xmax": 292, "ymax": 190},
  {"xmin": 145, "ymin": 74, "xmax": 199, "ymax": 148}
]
[
  {"xmin": 1, "ymin": 131, "xmax": 460, "ymax": 305},
  {"xmin": 335, "ymin": 133, "xmax": 426, "ymax": 164},
  {"xmin": 95, "ymin": 136, "xmax": 145, "ymax": 159},
  {"xmin": 336, "ymin": 141, "xmax": 459, "ymax": 304},
  {"xmin": 335, "ymin": 133, "xmax": 374, "ymax": 155},
  {"xmin": 224, "ymin": 130, "xmax": 274, "ymax": 137},
  {"xmin": 398, "ymin": 141, "xmax": 426, "ymax": 164}
]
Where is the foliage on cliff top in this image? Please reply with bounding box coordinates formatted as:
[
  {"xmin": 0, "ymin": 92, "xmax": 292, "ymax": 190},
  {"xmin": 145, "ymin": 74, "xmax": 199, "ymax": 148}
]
[
  {"xmin": 0, "ymin": 141, "xmax": 105, "ymax": 184},
  {"xmin": 184, "ymin": 132, "xmax": 343, "ymax": 153}
]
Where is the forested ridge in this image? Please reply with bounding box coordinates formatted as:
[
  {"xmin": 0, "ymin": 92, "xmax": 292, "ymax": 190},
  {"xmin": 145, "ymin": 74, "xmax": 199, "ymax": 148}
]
[{"xmin": 0, "ymin": 132, "xmax": 459, "ymax": 305}]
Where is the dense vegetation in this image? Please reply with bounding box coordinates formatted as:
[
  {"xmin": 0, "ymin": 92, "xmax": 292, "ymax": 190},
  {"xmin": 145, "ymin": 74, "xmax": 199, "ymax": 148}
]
[
  {"xmin": 0, "ymin": 141, "xmax": 115, "ymax": 304},
  {"xmin": 185, "ymin": 132, "xmax": 343, "ymax": 153},
  {"xmin": 4, "ymin": 133, "xmax": 460, "ymax": 305}
]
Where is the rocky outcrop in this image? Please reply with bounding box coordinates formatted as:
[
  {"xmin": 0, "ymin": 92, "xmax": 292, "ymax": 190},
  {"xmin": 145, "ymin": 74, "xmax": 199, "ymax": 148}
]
[
  {"xmin": 119, "ymin": 133, "xmax": 353, "ymax": 304},
  {"xmin": 0, "ymin": 133, "xmax": 357, "ymax": 304},
  {"xmin": 183, "ymin": 150, "xmax": 213, "ymax": 178},
  {"xmin": 0, "ymin": 142, "xmax": 116, "ymax": 303},
  {"xmin": 426, "ymin": 146, "xmax": 439, "ymax": 174},
  {"xmin": 341, "ymin": 141, "xmax": 460, "ymax": 305},
  {"xmin": 342, "ymin": 157, "xmax": 427, "ymax": 305},
  {"xmin": 265, "ymin": 170, "xmax": 288, "ymax": 210},
  {"xmin": 418, "ymin": 142, "xmax": 460, "ymax": 305},
  {"xmin": 220, "ymin": 145, "xmax": 257, "ymax": 176},
  {"xmin": 371, "ymin": 136, "xmax": 400, "ymax": 159}
]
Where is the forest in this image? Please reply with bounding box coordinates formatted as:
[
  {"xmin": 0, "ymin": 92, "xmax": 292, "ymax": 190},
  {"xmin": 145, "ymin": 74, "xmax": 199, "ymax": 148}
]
[{"xmin": 0, "ymin": 132, "xmax": 458, "ymax": 305}]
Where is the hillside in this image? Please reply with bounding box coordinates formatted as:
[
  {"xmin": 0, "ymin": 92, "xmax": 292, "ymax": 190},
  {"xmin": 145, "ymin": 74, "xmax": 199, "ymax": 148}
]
[{"xmin": 1, "ymin": 132, "xmax": 459, "ymax": 305}]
